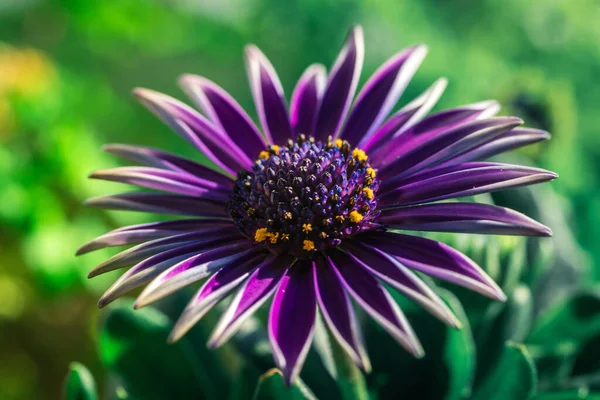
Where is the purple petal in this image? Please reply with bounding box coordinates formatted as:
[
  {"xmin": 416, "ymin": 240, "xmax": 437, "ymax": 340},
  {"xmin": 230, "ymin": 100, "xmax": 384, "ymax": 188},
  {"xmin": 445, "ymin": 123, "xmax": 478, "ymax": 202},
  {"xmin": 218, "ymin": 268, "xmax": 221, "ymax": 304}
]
[
  {"xmin": 168, "ymin": 252, "xmax": 269, "ymax": 343},
  {"xmin": 87, "ymin": 226, "xmax": 242, "ymax": 278},
  {"xmin": 345, "ymin": 241, "xmax": 460, "ymax": 327},
  {"xmin": 377, "ymin": 202, "xmax": 552, "ymax": 236},
  {"xmin": 102, "ymin": 144, "xmax": 234, "ymax": 187},
  {"xmin": 313, "ymin": 26, "xmax": 364, "ymax": 141},
  {"xmin": 134, "ymin": 88, "xmax": 252, "ymax": 174},
  {"xmin": 134, "ymin": 245, "xmax": 262, "ymax": 309},
  {"xmin": 208, "ymin": 255, "xmax": 290, "ymax": 347},
  {"xmin": 269, "ymin": 260, "xmax": 317, "ymax": 385},
  {"xmin": 361, "ymin": 78, "xmax": 447, "ymax": 151},
  {"xmin": 98, "ymin": 239, "xmax": 250, "ymax": 308},
  {"xmin": 378, "ymin": 162, "xmax": 558, "ymax": 207},
  {"xmin": 313, "ymin": 256, "xmax": 370, "ymax": 370},
  {"xmin": 370, "ymin": 100, "xmax": 501, "ymax": 168},
  {"xmin": 380, "ymin": 117, "xmax": 523, "ymax": 182},
  {"xmin": 437, "ymin": 127, "xmax": 551, "ymax": 167},
  {"xmin": 340, "ymin": 45, "xmax": 428, "ymax": 146},
  {"xmin": 76, "ymin": 218, "xmax": 232, "ymax": 255},
  {"xmin": 290, "ymin": 64, "xmax": 327, "ymax": 139},
  {"xmin": 358, "ymin": 231, "xmax": 506, "ymax": 301},
  {"xmin": 376, "ymin": 116, "xmax": 522, "ymax": 184},
  {"xmin": 89, "ymin": 167, "xmax": 230, "ymax": 201},
  {"xmin": 179, "ymin": 75, "xmax": 267, "ymax": 159},
  {"xmin": 245, "ymin": 45, "xmax": 292, "ymax": 145},
  {"xmin": 329, "ymin": 250, "xmax": 424, "ymax": 357},
  {"xmin": 85, "ymin": 192, "xmax": 230, "ymax": 217}
]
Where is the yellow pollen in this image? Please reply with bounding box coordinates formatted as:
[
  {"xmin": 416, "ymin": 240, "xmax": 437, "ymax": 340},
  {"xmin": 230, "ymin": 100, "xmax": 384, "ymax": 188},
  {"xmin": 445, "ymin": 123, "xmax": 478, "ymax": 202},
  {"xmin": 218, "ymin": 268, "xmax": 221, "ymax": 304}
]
[
  {"xmin": 303, "ymin": 240, "xmax": 315, "ymax": 251},
  {"xmin": 258, "ymin": 151, "xmax": 269, "ymax": 160},
  {"xmin": 281, "ymin": 233, "xmax": 290, "ymax": 241},
  {"xmin": 349, "ymin": 210, "xmax": 364, "ymax": 223},
  {"xmin": 334, "ymin": 139, "xmax": 343, "ymax": 148},
  {"xmin": 284, "ymin": 212, "xmax": 292, "ymax": 220},
  {"xmin": 335, "ymin": 215, "xmax": 345, "ymax": 223},
  {"xmin": 271, "ymin": 145, "xmax": 280, "ymax": 154},
  {"xmin": 254, "ymin": 228, "xmax": 269, "ymax": 242},
  {"xmin": 366, "ymin": 167, "xmax": 376, "ymax": 178},
  {"xmin": 302, "ymin": 223, "xmax": 312, "ymax": 233},
  {"xmin": 352, "ymin": 148, "xmax": 368, "ymax": 162},
  {"xmin": 269, "ymin": 232, "xmax": 280, "ymax": 244},
  {"xmin": 362, "ymin": 187, "xmax": 374, "ymax": 200}
]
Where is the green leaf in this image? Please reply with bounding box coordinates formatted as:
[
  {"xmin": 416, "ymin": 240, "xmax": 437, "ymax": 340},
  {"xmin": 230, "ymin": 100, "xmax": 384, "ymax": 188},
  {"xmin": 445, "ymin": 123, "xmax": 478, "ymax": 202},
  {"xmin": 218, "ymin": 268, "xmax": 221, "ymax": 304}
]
[
  {"xmin": 330, "ymin": 332, "xmax": 370, "ymax": 400},
  {"xmin": 63, "ymin": 362, "xmax": 98, "ymax": 400},
  {"xmin": 252, "ymin": 369, "xmax": 316, "ymax": 400},
  {"xmin": 440, "ymin": 289, "xmax": 476, "ymax": 400},
  {"xmin": 529, "ymin": 289, "xmax": 600, "ymax": 348},
  {"xmin": 475, "ymin": 284, "xmax": 533, "ymax": 383},
  {"xmin": 472, "ymin": 342, "xmax": 537, "ymax": 400},
  {"xmin": 533, "ymin": 389, "xmax": 600, "ymax": 399},
  {"xmin": 98, "ymin": 302, "xmax": 225, "ymax": 400}
]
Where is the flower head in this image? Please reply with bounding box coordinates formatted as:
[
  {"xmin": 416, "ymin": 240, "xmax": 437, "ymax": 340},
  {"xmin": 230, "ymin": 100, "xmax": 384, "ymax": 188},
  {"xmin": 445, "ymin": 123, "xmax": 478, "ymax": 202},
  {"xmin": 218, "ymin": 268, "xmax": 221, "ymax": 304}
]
[{"xmin": 79, "ymin": 26, "xmax": 556, "ymax": 385}]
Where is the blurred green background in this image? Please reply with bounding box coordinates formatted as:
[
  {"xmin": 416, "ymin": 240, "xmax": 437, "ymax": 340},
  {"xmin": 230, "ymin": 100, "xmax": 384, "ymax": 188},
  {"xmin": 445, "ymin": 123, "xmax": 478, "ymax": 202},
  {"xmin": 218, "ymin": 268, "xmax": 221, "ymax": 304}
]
[{"xmin": 1, "ymin": 0, "xmax": 599, "ymax": 399}]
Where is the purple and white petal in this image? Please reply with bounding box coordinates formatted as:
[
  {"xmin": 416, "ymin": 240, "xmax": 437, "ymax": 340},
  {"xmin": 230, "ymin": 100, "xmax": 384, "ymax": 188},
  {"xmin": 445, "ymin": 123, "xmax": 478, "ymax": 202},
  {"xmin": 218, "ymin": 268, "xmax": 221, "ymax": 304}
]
[
  {"xmin": 359, "ymin": 231, "xmax": 506, "ymax": 301},
  {"xmin": 85, "ymin": 192, "xmax": 230, "ymax": 217},
  {"xmin": 179, "ymin": 75, "xmax": 267, "ymax": 159},
  {"xmin": 134, "ymin": 245, "xmax": 262, "ymax": 309},
  {"xmin": 102, "ymin": 144, "xmax": 234, "ymax": 187},
  {"xmin": 313, "ymin": 256, "xmax": 371, "ymax": 371},
  {"xmin": 168, "ymin": 252, "xmax": 269, "ymax": 343},
  {"xmin": 87, "ymin": 226, "xmax": 241, "ymax": 277},
  {"xmin": 378, "ymin": 162, "xmax": 558, "ymax": 207},
  {"xmin": 245, "ymin": 45, "xmax": 293, "ymax": 145},
  {"xmin": 98, "ymin": 239, "xmax": 250, "ymax": 307},
  {"xmin": 134, "ymin": 88, "xmax": 252, "ymax": 174},
  {"xmin": 76, "ymin": 218, "xmax": 232, "ymax": 255},
  {"xmin": 89, "ymin": 167, "xmax": 230, "ymax": 201},
  {"xmin": 290, "ymin": 64, "xmax": 327, "ymax": 139},
  {"xmin": 340, "ymin": 45, "xmax": 428, "ymax": 146},
  {"xmin": 378, "ymin": 117, "xmax": 523, "ymax": 181},
  {"xmin": 208, "ymin": 255, "xmax": 290, "ymax": 347},
  {"xmin": 377, "ymin": 202, "xmax": 552, "ymax": 236},
  {"xmin": 269, "ymin": 260, "xmax": 317, "ymax": 385},
  {"xmin": 370, "ymin": 100, "xmax": 501, "ymax": 168},
  {"xmin": 361, "ymin": 78, "xmax": 447, "ymax": 151},
  {"xmin": 345, "ymin": 241, "xmax": 460, "ymax": 327},
  {"xmin": 329, "ymin": 250, "xmax": 424, "ymax": 358},
  {"xmin": 313, "ymin": 26, "xmax": 364, "ymax": 141},
  {"xmin": 437, "ymin": 127, "xmax": 551, "ymax": 167}
]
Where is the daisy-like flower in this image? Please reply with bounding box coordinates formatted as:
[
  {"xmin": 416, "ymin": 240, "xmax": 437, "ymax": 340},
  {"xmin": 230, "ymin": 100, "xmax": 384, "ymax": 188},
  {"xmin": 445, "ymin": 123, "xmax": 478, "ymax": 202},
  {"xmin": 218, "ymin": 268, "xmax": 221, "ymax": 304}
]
[{"xmin": 79, "ymin": 26, "xmax": 556, "ymax": 384}]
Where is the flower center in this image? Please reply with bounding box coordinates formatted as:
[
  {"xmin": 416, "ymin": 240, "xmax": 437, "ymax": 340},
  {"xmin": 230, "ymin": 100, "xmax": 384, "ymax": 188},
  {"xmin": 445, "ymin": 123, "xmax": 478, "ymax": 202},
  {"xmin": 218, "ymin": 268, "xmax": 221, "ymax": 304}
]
[{"xmin": 227, "ymin": 135, "xmax": 380, "ymax": 258}]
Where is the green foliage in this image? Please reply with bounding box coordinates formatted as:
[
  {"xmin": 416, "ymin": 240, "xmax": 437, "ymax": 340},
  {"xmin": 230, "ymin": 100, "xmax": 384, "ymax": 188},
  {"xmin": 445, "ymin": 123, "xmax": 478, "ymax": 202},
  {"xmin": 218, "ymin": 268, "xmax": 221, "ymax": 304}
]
[
  {"xmin": 472, "ymin": 342, "xmax": 537, "ymax": 400},
  {"xmin": 63, "ymin": 362, "xmax": 98, "ymax": 400}
]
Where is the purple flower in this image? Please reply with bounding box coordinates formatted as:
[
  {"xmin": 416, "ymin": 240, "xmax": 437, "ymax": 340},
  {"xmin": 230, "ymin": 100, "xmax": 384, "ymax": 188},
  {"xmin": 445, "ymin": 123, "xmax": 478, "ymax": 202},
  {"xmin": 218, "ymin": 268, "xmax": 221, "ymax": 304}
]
[{"xmin": 79, "ymin": 26, "xmax": 556, "ymax": 384}]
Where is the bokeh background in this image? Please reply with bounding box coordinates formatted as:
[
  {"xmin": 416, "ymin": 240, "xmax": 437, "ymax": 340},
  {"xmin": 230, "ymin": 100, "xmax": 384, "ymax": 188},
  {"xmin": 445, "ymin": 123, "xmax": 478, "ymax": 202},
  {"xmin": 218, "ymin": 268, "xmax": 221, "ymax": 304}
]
[{"xmin": 1, "ymin": 0, "xmax": 599, "ymax": 399}]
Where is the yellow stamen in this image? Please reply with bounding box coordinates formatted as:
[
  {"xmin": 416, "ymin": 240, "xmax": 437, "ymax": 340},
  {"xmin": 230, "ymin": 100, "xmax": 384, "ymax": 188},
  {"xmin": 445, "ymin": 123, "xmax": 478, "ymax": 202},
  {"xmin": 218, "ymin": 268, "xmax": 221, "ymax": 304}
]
[
  {"xmin": 362, "ymin": 187, "xmax": 374, "ymax": 200},
  {"xmin": 258, "ymin": 151, "xmax": 269, "ymax": 160},
  {"xmin": 302, "ymin": 223, "xmax": 312, "ymax": 233},
  {"xmin": 349, "ymin": 210, "xmax": 363, "ymax": 223},
  {"xmin": 334, "ymin": 139, "xmax": 343, "ymax": 148},
  {"xmin": 366, "ymin": 167, "xmax": 376, "ymax": 178},
  {"xmin": 352, "ymin": 148, "xmax": 368, "ymax": 162},
  {"xmin": 303, "ymin": 240, "xmax": 315, "ymax": 251},
  {"xmin": 271, "ymin": 145, "xmax": 280, "ymax": 154},
  {"xmin": 335, "ymin": 215, "xmax": 345, "ymax": 223},
  {"xmin": 269, "ymin": 232, "xmax": 280, "ymax": 244},
  {"xmin": 284, "ymin": 212, "xmax": 292, "ymax": 220},
  {"xmin": 254, "ymin": 228, "xmax": 269, "ymax": 242},
  {"xmin": 281, "ymin": 233, "xmax": 290, "ymax": 241}
]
